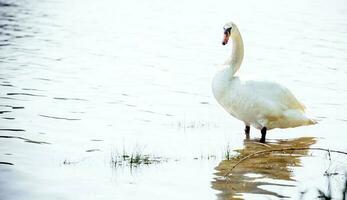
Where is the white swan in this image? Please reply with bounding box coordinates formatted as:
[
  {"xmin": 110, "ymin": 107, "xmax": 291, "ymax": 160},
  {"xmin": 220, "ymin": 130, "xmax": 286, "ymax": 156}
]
[{"xmin": 212, "ymin": 22, "xmax": 316, "ymax": 143}]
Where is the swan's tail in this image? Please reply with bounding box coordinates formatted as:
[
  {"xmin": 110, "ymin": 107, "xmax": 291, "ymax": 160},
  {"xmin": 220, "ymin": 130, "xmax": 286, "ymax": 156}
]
[
  {"xmin": 268, "ymin": 110, "xmax": 317, "ymax": 129},
  {"xmin": 307, "ymin": 118, "xmax": 318, "ymax": 125},
  {"xmin": 284, "ymin": 110, "xmax": 318, "ymax": 128}
]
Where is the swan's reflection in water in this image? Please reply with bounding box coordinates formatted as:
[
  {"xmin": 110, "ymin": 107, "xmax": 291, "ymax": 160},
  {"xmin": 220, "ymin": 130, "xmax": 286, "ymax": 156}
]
[{"xmin": 212, "ymin": 137, "xmax": 316, "ymax": 199}]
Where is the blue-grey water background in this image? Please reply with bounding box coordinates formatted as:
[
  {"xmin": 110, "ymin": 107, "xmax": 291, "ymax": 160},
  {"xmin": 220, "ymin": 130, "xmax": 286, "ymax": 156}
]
[{"xmin": 1, "ymin": 0, "xmax": 347, "ymax": 199}]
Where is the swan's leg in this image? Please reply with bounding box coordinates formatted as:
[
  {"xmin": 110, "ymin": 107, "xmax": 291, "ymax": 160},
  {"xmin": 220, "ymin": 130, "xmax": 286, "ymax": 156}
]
[
  {"xmin": 260, "ymin": 127, "xmax": 267, "ymax": 143},
  {"xmin": 244, "ymin": 125, "xmax": 250, "ymax": 140}
]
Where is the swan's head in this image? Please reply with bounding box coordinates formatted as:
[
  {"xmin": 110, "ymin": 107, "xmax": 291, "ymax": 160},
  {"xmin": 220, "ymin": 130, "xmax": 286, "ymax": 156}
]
[{"xmin": 222, "ymin": 22, "xmax": 237, "ymax": 45}]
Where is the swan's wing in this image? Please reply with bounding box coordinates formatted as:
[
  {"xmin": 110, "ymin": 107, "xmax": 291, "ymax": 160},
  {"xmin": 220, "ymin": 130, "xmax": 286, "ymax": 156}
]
[{"xmin": 241, "ymin": 80, "xmax": 306, "ymax": 113}]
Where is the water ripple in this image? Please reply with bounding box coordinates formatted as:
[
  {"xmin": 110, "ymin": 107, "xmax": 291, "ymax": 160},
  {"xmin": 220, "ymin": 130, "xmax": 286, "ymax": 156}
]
[
  {"xmin": 0, "ymin": 128, "xmax": 25, "ymax": 132},
  {"xmin": 0, "ymin": 135, "xmax": 50, "ymax": 144},
  {"xmin": 0, "ymin": 162, "xmax": 14, "ymax": 166},
  {"xmin": 6, "ymin": 92, "xmax": 45, "ymax": 97},
  {"xmin": 0, "ymin": 2, "xmax": 17, "ymax": 7},
  {"xmin": 53, "ymin": 97, "xmax": 88, "ymax": 101},
  {"xmin": 0, "ymin": 105, "xmax": 24, "ymax": 109},
  {"xmin": 39, "ymin": 114, "xmax": 81, "ymax": 121},
  {"xmin": 0, "ymin": 83, "xmax": 14, "ymax": 87},
  {"xmin": 86, "ymin": 149, "xmax": 100, "ymax": 152},
  {"xmin": 22, "ymin": 88, "xmax": 44, "ymax": 92},
  {"xmin": 2, "ymin": 117, "xmax": 15, "ymax": 120}
]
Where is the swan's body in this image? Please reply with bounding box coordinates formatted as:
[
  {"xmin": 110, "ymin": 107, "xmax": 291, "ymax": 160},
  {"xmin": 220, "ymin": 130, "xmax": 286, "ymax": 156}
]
[{"xmin": 212, "ymin": 22, "xmax": 315, "ymax": 142}]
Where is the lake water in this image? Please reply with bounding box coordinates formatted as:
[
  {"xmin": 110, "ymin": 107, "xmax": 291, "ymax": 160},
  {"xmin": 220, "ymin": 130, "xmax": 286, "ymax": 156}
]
[{"xmin": 1, "ymin": 0, "xmax": 347, "ymax": 199}]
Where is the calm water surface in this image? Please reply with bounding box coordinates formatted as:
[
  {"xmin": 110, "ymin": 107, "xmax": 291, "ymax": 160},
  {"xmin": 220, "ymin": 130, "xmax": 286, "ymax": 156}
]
[{"xmin": 1, "ymin": 0, "xmax": 347, "ymax": 199}]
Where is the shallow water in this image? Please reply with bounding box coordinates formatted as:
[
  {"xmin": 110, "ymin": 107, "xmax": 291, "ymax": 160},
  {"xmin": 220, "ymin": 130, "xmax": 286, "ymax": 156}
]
[{"xmin": 1, "ymin": 0, "xmax": 347, "ymax": 199}]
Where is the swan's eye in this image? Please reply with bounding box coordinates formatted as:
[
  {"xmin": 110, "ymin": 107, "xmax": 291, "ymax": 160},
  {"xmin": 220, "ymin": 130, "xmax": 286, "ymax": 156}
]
[{"xmin": 224, "ymin": 27, "xmax": 232, "ymax": 34}]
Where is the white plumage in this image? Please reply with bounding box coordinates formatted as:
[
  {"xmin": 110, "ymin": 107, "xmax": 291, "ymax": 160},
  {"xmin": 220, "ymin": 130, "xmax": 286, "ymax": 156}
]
[{"xmin": 212, "ymin": 22, "xmax": 315, "ymax": 141}]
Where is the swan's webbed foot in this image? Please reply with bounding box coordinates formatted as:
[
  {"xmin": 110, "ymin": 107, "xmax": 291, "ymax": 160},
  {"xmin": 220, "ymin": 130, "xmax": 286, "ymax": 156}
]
[
  {"xmin": 260, "ymin": 127, "xmax": 267, "ymax": 143},
  {"xmin": 244, "ymin": 125, "xmax": 250, "ymax": 140}
]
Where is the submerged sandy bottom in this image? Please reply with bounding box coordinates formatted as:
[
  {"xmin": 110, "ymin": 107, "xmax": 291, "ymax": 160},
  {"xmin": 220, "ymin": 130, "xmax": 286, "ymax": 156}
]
[
  {"xmin": 213, "ymin": 137, "xmax": 316, "ymax": 199},
  {"xmin": 1, "ymin": 0, "xmax": 347, "ymax": 199}
]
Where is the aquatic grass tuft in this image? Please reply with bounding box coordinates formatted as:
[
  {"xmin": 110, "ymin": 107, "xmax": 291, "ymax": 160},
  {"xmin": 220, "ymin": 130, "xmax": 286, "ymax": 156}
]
[
  {"xmin": 110, "ymin": 148, "xmax": 166, "ymax": 168},
  {"xmin": 194, "ymin": 154, "xmax": 217, "ymax": 160},
  {"xmin": 299, "ymin": 173, "xmax": 347, "ymax": 200},
  {"xmin": 63, "ymin": 159, "xmax": 71, "ymax": 165},
  {"xmin": 62, "ymin": 158, "xmax": 84, "ymax": 165},
  {"xmin": 223, "ymin": 143, "xmax": 233, "ymax": 160},
  {"xmin": 175, "ymin": 120, "xmax": 218, "ymax": 130}
]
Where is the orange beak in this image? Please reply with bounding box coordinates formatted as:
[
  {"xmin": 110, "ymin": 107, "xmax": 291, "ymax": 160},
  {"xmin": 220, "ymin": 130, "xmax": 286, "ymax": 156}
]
[{"xmin": 222, "ymin": 32, "xmax": 229, "ymax": 45}]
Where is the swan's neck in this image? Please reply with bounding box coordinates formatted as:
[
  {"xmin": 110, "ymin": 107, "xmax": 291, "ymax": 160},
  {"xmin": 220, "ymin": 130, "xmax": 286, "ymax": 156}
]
[
  {"xmin": 212, "ymin": 28, "xmax": 244, "ymax": 100},
  {"xmin": 227, "ymin": 29, "xmax": 244, "ymax": 78}
]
